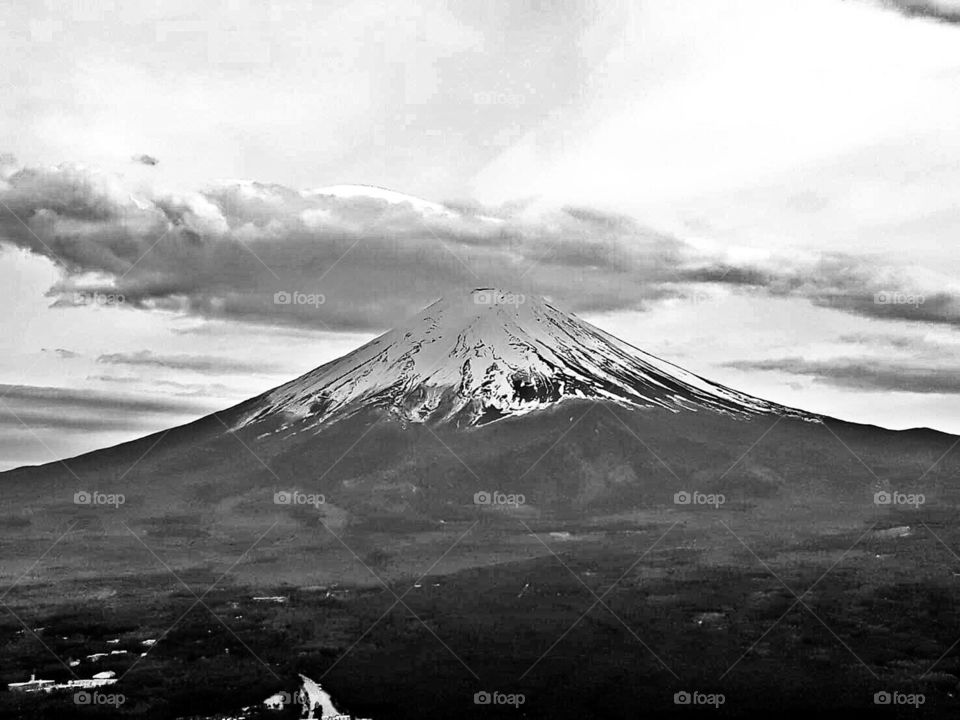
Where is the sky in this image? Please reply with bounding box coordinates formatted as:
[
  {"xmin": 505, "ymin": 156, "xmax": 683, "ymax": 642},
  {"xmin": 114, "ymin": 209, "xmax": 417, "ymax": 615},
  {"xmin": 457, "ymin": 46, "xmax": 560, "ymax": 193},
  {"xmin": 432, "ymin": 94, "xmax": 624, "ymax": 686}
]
[{"xmin": 2, "ymin": 0, "xmax": 960, "ymax": 469}]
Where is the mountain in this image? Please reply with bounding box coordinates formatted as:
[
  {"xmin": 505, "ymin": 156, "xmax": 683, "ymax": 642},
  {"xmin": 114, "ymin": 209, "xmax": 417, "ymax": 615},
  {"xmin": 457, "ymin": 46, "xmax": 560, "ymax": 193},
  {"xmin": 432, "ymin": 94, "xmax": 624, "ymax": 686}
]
[
  {"xmin": 236, "ymin": 288, "xmax": 812, "ymax": 436},
  {"xmin": 1, "ymin": 288, "xmax": 958, "ymax": 588}
]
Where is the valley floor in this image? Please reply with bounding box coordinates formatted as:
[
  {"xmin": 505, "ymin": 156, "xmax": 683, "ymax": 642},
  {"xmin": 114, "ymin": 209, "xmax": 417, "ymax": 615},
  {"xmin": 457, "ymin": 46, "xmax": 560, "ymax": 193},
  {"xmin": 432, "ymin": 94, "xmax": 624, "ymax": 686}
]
[{"xmin": 1, "ymin": 506, "xmax": 958, "ymax": 718}]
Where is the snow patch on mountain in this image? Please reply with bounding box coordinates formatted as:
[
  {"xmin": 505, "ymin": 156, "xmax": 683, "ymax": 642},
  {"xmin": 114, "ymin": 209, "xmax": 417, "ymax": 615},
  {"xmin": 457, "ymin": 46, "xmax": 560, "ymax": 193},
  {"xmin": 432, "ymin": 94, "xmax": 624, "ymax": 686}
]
[{"xmin": 237, "ymin": 289, "xmax": 812, "ymax": 433}]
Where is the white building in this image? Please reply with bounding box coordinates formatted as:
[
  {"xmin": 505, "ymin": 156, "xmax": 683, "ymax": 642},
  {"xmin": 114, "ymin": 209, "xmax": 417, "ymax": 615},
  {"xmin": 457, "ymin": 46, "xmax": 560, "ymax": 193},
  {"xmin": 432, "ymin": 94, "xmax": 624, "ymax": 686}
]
[
  {"xmin": 7, "ymin": 670, "xmax": 117, "ymax": 693},
  {"xmin": 8, "ymin": 674, "xmax": 54, "ymax": 693}
]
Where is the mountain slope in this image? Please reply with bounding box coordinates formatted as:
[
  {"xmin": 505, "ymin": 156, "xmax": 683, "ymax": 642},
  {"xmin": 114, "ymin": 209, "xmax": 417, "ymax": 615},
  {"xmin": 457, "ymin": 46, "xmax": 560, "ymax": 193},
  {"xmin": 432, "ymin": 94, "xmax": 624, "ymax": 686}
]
[
  {"xmin": 238, "ymin": 288, "xmax": 813, "ymax": 435},
  {"xmin": 1, "ymin": 289, "xmax": 959, "ymax": 589}
]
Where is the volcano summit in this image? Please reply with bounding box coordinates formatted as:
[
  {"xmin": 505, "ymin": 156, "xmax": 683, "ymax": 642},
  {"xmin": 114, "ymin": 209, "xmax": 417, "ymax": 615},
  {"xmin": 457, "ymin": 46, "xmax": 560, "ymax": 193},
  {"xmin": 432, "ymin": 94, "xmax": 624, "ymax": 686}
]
[{"xmin": 237, "ymin": 288, "xmax": 812, "ymax": 435}]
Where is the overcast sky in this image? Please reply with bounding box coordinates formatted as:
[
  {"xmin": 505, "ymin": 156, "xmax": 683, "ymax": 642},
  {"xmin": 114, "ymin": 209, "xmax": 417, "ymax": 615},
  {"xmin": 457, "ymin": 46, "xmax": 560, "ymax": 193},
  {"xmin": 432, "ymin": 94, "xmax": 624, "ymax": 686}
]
[{"xmin": 2, "ymin": 0, "xmax": 960, "ymax": 470}]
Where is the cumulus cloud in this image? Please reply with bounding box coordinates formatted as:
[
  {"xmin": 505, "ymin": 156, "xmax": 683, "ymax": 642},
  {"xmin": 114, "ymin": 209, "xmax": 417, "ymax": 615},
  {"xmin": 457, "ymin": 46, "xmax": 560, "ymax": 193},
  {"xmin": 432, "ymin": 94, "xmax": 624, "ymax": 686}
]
[{"xmin": 0, "ymin": 157, "xmax": 958, "ymax": 332}]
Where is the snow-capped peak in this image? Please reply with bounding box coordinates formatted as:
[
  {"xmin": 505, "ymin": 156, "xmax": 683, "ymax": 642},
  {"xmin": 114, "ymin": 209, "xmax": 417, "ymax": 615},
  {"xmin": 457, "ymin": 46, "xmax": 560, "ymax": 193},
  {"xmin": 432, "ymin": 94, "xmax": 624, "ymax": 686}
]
[{"xmin": 238, "ymin": 288, "xmax": 809, "ymax": 432}]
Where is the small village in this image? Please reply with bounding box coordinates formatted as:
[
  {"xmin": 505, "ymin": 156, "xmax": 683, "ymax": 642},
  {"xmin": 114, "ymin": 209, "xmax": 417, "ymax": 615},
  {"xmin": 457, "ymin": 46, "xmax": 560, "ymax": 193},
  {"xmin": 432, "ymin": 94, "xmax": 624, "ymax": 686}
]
[
  {"xmin": 7, "ymin": 669, "xmax": 118, "ymax": 694},
  {"xmin": 6, "ymin": 636, "xmax": 155, "ymax": 696},
  {"xmin": 8, "ymin": 664, "xmax": 370, "ymax": 720}
]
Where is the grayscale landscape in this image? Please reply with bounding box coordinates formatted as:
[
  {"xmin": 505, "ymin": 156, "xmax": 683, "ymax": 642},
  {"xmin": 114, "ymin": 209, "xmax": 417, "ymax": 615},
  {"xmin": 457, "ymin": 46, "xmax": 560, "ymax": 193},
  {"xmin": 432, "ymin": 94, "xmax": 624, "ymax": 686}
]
[{"xmin": 2, "ymin": 1, "xmax": 960, "ymax": 718}]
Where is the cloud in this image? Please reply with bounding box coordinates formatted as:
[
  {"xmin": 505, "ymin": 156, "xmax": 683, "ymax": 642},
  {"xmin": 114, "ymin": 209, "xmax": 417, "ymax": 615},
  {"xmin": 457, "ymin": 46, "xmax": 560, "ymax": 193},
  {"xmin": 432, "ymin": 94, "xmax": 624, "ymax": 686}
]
[
  {"xmin": 0, "ymin": 157, "xmax": 958, "ymax": 332},
  {"xmin": 684, "ymin": 255, "xmax": 960, "ymax": 326},
  {"xmin": 838, "ymin": 332, "xmax": 916, "ymax": 348},
  {"xmin": 726, "ymin": 356, "xmax": 960, "ymax": 394},
  {"xmin": 836, "ymin": 331, "xmax": 960, "ymax": 356},
  {"xmin": 877, "ymin": 0, "xmax": 960, "ymax": 24},
  {"xmin": 132, "ymin": 154, "xmax": 159, "ymax": 166},
  {"xmin": 0, "ymin": 383, "xmax": 210, "ymax": 433},
  {"xmin": 41, "ymin": 347, "xmax": 80, "ymax": 359},
  {"xmin": 87, "ymin": 374, "xmax": 244, "ymax": 398},
  {"xmin": 95, "ymin": 350, "xmax": 280, "ymax": 375}
]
